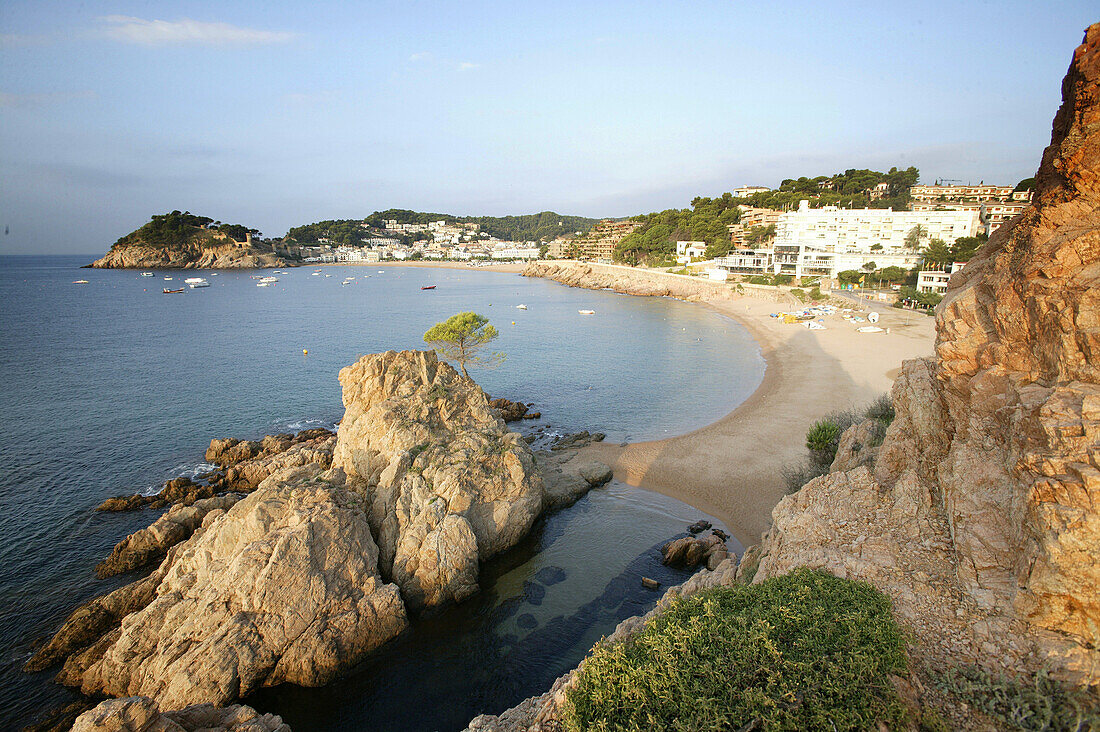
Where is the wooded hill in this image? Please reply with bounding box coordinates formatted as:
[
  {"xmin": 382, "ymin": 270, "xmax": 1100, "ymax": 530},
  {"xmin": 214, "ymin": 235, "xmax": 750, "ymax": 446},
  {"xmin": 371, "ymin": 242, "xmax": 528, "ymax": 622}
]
[{"xmin": 285, "ymin": 210, "xmax": 601, "ymax": 246}]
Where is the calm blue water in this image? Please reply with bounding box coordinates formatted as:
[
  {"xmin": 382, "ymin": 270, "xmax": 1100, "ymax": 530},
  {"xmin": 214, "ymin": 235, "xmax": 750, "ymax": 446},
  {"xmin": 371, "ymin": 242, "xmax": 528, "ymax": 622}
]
[{"xmin": 0, "ymin": 255, "xmax": 763, "ymax": 730}]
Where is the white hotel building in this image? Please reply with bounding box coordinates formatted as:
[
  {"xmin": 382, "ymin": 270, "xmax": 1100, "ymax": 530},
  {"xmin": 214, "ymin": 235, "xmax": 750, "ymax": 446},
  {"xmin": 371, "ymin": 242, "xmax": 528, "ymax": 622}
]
[{"xmin": 715, "ymin": 200, "xmax": 978, "ymax": 279}]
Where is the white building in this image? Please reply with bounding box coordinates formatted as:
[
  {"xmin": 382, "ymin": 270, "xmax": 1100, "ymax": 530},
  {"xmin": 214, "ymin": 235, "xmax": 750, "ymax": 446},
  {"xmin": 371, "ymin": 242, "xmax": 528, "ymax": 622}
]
[
  {"xmin": 769, "ymin": 200, "xmax": 978, "ymax": 278},
  {"xmin": 491, "ymin": 246, "xmax": 541, "ymax": 260},
  {"xmin": 713, "ymin": 249, "xmax": 774, "ymax": 275},
  {"xmin": 675, "ymin": 240, "xmax": 707, "ymax": 263},
  {"xmin": 917, "ymin": 261, "xmax": 966, "ymax": 294},
  {"xmin": 731, "ymin": 185, "xmax": 771, "ymax": 198}
]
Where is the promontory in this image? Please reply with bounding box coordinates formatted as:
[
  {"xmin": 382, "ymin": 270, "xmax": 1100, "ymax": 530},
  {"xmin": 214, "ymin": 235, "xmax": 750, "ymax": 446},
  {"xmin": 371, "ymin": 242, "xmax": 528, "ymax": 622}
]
[{"xmin": 88, "ymin": 211, "xmax": 285, "ymax": 269}]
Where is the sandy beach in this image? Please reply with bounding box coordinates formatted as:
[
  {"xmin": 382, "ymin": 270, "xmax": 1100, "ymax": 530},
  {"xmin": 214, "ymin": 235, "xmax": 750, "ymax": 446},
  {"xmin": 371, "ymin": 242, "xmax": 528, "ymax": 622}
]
[{"xmin": 557, "ymin": 279, "xmax": 937, "ymax": 546}]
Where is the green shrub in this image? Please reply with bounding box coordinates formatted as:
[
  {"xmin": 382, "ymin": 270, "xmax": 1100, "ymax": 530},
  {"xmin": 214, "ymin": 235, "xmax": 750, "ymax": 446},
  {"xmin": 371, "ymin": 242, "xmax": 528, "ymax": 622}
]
[
  {"xmin": 936, "ymin": 666, "xmax": 1100, "ymax": 731},
  {"xmin": 864, "ymin": 393, "xmax": 895, "ymax": 425},
  {"xmin": 790, "ymin": 288, "xmax": 806, "ymax": 302},
  {"xmin": 809, "ymin": 286, "xmax": 824, "ymax": 300},
  {"xmin": 564, "ymin": 569, "xmax": 911, "ymax": 732},
  {"xmin": 806, "ymin": 419, "xmax": 842, "ymax": 453},
  {"xmin": 782, "ymin": 459, "xmax": 829, "ymax": 494}
]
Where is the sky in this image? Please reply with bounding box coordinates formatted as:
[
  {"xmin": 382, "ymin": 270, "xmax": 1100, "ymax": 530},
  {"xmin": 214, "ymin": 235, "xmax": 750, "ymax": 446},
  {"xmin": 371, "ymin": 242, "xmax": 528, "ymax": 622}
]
[{"xmin": 0, "ymin": 1, "xmax": 1096, "ymax": 255}]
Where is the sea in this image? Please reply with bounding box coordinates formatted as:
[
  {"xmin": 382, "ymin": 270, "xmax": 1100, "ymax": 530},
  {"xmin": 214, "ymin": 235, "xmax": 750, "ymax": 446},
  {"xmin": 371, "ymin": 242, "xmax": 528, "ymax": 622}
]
[{"xmin": 0, "ymin": 255, "xmax": 765, "ymax": 731}]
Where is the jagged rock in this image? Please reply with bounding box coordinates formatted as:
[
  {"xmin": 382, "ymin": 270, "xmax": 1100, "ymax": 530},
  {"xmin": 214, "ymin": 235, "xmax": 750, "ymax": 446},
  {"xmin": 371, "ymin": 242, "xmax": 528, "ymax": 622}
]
[
  {"xmin": 68, "ymin": 465, "xmax": 408, "ymax": 708},
  {"xmin": 549, "ymin": 431, "xmax": 605, "ymax": 451},
  {"xmin": 94, "ymin": 494, "xmax": 241, "ymax": 578},
  {"xmin": 333, "ymin": 350, "xmax": 544, "ymax": 612},
  {"xmin": 577, "ymin": 461, "xmax": 613, "ymax": 487},
  {"xmin": 523, "ymin": 260, "xmax": 736, "ymax": 303},
  {"xmin": 661, "ymin": 534, "xmax": 726, "ymax": 568},
  {"xmin": 829, "ymin": 419, "xmax": 884, "ymax": 474},
  {"xmin": 687, "ymin": 520, "xmax": 711, "ymax": 534},
  {"xmin": 96, "ymin": 494, "xmax": 162, "ymax": 512},
  {"xmin": 71, "ymin": 696, "xmax": 290, "ymax": 732},
  {"xmin": 488, "ymin": 397, "xmax": 529, "ymax": 422}
]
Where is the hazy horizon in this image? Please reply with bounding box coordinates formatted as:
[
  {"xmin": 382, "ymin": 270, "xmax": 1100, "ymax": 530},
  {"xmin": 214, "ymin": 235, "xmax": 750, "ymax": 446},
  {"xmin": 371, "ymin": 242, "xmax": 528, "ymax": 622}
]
[{"xmin": 1, "ymin": 1, "xmax": 1096, "ymax": 255}]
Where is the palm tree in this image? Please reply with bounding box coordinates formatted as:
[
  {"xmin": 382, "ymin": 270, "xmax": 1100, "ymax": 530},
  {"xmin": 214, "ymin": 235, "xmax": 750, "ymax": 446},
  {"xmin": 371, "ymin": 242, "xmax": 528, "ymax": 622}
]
[{"xmin": 904, "ymin": 225, "xmax": 927, "ymax": 252}]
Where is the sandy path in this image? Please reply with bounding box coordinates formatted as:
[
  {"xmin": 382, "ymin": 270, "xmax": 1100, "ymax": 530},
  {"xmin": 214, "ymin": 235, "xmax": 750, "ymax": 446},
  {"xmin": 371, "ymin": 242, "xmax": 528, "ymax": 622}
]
[{"xmin": 576, "ymin": 291, "xmax": 936, "ymax": 547}]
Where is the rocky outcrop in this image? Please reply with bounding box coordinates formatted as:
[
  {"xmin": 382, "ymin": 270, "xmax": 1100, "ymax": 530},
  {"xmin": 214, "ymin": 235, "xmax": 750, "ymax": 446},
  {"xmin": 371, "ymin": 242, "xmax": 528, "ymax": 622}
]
[
  {"xmin": 661, "ymin": 532, "xmax": 729, "ymax": 570},
  {"xmin": 333, "ymin": 350, "xmax": 547, "ymax": 611},
  {"xmin": 488, "ymin": 397, "xmax": 530, "ymax": 422},
  {"xmin": 60, "ymin": 465, "xmax": 408, "ymax": 708},
  {"xmin": 752, "ymin": 24, "xmax": 1100, "ymax": 687},
  {"xmin": 206, "ymin": 430, "xmax": 336, "ymax": 492},
  {"xmin": 95, "ymin": 494, "xmax": 241, "ymax": 578},
  {"xmin": 72, "ymin": 696, "xmax": 289, "ymax": 732},
  {"xmin": 523, "ymin": 261, "xmax": 735, "ymax": 302},
  {"xmin": 89, "ymin": 227, "xmax": 284, "ymax": 270}
]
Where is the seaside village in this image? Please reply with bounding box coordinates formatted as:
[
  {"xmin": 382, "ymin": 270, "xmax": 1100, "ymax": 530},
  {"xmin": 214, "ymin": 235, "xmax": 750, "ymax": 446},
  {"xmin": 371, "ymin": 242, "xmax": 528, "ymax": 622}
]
[{"xmin": 274, "ymin": 181, "xmax": 1029, "ymax": 329}]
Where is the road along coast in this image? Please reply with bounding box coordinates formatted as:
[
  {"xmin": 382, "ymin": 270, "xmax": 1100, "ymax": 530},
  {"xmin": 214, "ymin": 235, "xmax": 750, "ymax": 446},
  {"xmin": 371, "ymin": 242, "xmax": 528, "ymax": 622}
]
[{"xmin": 522, "ymin": 260, "xmax": 936, "ymax": 545}]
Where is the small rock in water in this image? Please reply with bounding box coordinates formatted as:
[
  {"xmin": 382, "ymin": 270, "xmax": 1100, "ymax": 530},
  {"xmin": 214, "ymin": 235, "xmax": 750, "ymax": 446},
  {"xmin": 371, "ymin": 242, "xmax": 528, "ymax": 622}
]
[
  {"xmin": 687, "ymin": 520, "xmax": 712, "ymax": 534},
  {"xmin": 641, "ymin": 577, "xmax": 660, "ymax": 590},
  {"xmin": 516, "ymin": 613, "xmax": 538, "ymax": 630},
  {"xmin": 524, "ymin": 581, "xmax": 547, "ymax": 606},
  {"xmin": 711, "ymin": 528, "xmax": 729, "ymax": 542}
]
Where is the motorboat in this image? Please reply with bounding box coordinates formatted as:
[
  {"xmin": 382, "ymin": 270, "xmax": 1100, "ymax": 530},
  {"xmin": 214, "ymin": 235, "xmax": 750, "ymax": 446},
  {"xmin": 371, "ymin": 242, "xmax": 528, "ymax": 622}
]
[
  {"xmin": 421, "ymin": 285, "xmax": 436, "ymax": 290},
  {"xmin": 163, "ymin": 287, "xmax": 184, "ymax": 294},
  {"xmin": 140, "ymin": 272, "xmax": 154, "ymax": 277},
  {"xmin": 256, "ymin": 281, "xmax": 273, "ymax": 287},
  {"xmin": 184, "ymin": 277, "xmax": 206, "ymax": 284},
  {"xmin": 578, "ymin": 309, "xmax": 595, "ymax": 315},
  {"xmin": 186, "ymin": 278, "xmax": 210, "ymax": 288},
  {"xmin": 72, "ymin": 280, "xmax": 89, "ymax": 284},
  {"xmin": 515, "ymin": 304, "xmax": 527, "ymax": 310},
  {"xmin": 163, "ymin": 277, "xmax": 173, "ymax": 281},
  {"xmin": 258, "ymin": 276, "xmax": 279, "ymax": 283}
]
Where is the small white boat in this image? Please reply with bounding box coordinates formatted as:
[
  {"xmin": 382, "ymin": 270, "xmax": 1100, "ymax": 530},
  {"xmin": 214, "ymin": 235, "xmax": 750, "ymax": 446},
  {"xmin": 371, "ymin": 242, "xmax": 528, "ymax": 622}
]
[
  {"xmin": 140, "ymin": 272, "xmax": 154, "ymax": 277},
  {"xmin": 259, "ymin": 276, "xmax": 279, "ymax": 283},
  {"xmin": 210, "ymin": 272, "xmax": 219, "ymax": 276},
  {"xmin": 163, "ymin": 277, "xmax": 173, "ymax": 281},
  {"xmin": 187, "ymin": 278, "xmax": 210, "ymax": 288},
  {"xmin": 578, "ymin": 309, "xmax": 595, "ymax": 315},
  {"xmin": 184, "ymin": 277, "xmax": 205, "ymax": 284},
  {"xmin": 515, "ymin": 304, "xmax": 528, "ymax": 310},
  {"xmin": 256, "ymin": 281, "xmax": 273, "ymax": 287},
  {"xmin": 73, "ymin": 279, "xmax": 89, "ymax": 284},
  {"xmin": 311, "ymin": 272, "xmax": 320, "ymax": 276},
  {"xmin": 324, "ymin": 274, "xmax": 332, "ymax": 278}
]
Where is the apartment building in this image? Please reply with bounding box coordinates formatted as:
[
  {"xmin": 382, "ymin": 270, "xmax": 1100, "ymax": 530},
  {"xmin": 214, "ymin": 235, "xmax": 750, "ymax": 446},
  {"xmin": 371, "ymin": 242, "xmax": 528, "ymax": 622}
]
[
  {"xmin": 728, "ymin": 206, "xmax": 782, "ymax": 248},
  {"xmin": 569, "ymin": 220, "xmax": 642, "ymax": 260},
  {"xmin": 917, "ymin": 261, "xmax": 966, "ymax": 294},
  {"xmin": 910, "ymin": 184, "xmax": 1015, "ymax": 202},
  {"xmin": 768, "ymin": 200, "xmax": 978, "ymax": 278},
  {"xmin": 713, "ymin": 249, "xmax": 774, "ymax": 275},
  {"xmin": 731, "ymin": 185, "xmax": 771, "ymax": 198}
]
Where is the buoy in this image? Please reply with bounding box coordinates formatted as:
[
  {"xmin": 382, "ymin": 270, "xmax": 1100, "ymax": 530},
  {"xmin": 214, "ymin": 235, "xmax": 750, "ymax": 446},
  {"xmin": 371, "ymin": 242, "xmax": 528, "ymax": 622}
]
[
  {"xmin": 511, "ymin": 321, "xmax": 515, "ymax": 325},
  {"xmin": 303, "ymin": 349, "xmax": 308, "ymax": 355}
]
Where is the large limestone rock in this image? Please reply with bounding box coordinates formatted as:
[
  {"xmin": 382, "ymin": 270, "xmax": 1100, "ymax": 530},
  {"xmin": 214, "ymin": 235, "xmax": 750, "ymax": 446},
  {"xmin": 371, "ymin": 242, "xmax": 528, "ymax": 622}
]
[
  {"xmin": 523, "ymin": 261, "xmax": 734, "ymax": 302},
  {"xmin": 68, "ymin": 465, "xmax": 408, "ymax": 708},
  {"xmin": 333, "ymin": 350, "xmax": 545, "ymax": 611},
  {"xmin": 72, "ymin": 696, "xmax": 290, "ymax": 732}
]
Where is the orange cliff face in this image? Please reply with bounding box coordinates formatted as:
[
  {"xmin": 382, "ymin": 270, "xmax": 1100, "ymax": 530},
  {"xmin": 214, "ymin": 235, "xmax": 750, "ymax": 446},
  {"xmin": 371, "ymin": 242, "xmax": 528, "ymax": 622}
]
[{"xmin": 749, "ymin": 23, "xmax": 1100, "ymax": 687}]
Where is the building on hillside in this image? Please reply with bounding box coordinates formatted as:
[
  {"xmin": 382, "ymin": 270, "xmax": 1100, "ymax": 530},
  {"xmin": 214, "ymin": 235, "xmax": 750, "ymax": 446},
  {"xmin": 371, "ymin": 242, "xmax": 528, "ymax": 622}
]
[
  {"xmin": 767, "ymin": 200, "xmax": 978, "ymax": 279},
  {"xmin": 728, "ymin": 206, "xmax": 782, "ymax": 248},
  {"xmin": 569, "ymin": 220, "xmax": 642, "ymax": 260},
  {"xmin": 910, "ymin": 184, "xmax": 1015, "ymax": 202},
  {"xmin": 731, "ymin": 185, "xmax": 771, "ymax": 198},
  {"xmin": 917, "ymin": 261, "xmax": 966, "ymax": 294},
  {"xmin": 491, "ymin": 246, "xmax": 541, "ymax": 260},
  {"xmin": 713, "ymin": 249, "xmax": 774, "ymax": 275},
  {"xmin": 675, "ymin": 240, "xmax": 707, "ymax": 263},
  {"xmin": 980, "ymin": 201, "xmax": 1029, "ymax": 235},
  {"xmin": 547, "ymin": 238, "xmax": 572, "ymax": 258},
  {"xmin": 867, "ymin": 182, "xmax": 891, "ymax": 200}
]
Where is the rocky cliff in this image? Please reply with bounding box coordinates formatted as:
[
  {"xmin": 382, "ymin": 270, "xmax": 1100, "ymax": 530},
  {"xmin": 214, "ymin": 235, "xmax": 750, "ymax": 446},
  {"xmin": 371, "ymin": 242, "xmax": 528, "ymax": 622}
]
[
  {"xmin": 464, "ymin": 25, "xmax": 1100, "ymax": 730},
  {"xmin": 333, "ymin": 350, "xmax": 547, "ymax": 611},
  {"xmin": 522, "ymin": 260, "xmax": 735, "ymax": 302},
  {"xmin": 90, "ymin": 223, "xmax": 284, "ymax": 270}
]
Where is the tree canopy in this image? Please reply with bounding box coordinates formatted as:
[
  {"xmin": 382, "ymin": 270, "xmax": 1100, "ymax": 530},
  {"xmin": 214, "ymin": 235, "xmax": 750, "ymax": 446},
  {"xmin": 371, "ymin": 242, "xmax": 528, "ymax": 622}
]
[
  {"xmin": 423, "ymin": 312, "xmax": 503, "ymax": 378},
  {"xmin": 114, "ymin": 211, "xmax": 260, "ymax": 249},
  {"xmin": 740, "ymin": 166, "xmax": 919, "ymax": 211}
]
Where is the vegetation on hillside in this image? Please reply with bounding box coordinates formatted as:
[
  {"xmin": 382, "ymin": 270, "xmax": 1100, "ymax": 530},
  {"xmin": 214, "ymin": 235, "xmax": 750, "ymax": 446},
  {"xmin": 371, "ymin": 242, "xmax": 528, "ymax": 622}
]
[
  {"xmin": 563, "ymin": 569, "xmax": 911, "ymax": 731},
  {"xmin": 781, "ymin": 396, "xmax": 894, "ymax": 493},
  {"xmin": 286, "ymin": 210, "xmax": 600, "ymax": 246},
  {"xmin": 742, "ymin": 166, "xmax": 919, "ymax": 212},
  {"xmin": 612, "ymin": 166, "xmax": 920, "ymax": 265},
  {"xmin": 113, "ymin": 211, "xmax": 261, "ymax": 249}
]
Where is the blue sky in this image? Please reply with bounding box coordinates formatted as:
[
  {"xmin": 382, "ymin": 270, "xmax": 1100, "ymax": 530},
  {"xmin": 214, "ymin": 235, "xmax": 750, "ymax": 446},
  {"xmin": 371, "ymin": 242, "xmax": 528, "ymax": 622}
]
[{"xmin": 1, "ymin": 1, "xmax": 1095, "ymax": 254}]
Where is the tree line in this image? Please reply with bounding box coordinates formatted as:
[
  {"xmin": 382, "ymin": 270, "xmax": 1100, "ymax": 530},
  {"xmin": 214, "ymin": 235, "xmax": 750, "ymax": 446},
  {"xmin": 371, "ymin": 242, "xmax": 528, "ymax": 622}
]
[{"xmin": 115, "ymin": 211, "xmax": 261, "ymax": 249}]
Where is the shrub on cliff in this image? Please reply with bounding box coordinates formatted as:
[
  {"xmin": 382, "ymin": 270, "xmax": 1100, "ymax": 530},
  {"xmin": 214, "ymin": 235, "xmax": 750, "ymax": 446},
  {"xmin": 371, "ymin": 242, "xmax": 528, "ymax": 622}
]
[{"xmin": 563, "ymin": 568, "xmax": 910, "ymax": 732}]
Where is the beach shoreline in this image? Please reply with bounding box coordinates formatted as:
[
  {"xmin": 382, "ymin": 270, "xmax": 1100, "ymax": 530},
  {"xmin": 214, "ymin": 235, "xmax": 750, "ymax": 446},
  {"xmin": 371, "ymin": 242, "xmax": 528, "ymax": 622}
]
[{"xmin": 527, "ymin": 262, "xmax": 936, "ymax": 546}]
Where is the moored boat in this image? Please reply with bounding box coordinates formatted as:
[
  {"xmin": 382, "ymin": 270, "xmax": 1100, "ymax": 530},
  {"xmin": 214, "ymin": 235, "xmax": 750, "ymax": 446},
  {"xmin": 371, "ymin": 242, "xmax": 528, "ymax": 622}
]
[
  {"xmin": 515, "ymin": 304, "xmax": 527, "ymax": 310},
  {"xmin": 421, "ymin": 285, "xmax": 436, "ymax": 290},
  {"xmin": 579, "ymin": 309, "xmax": 595, "ymax": 315},
  {"xmin": 163, "ymin": 287, "xmax": 184, "ymax": 294},
  {"xmin": 140, "ymin": 272, "xmax": 154, "ymax": 277},
  {"xmin": 72, "ymin": 280, "xmax": 89, "ymax": 284}
]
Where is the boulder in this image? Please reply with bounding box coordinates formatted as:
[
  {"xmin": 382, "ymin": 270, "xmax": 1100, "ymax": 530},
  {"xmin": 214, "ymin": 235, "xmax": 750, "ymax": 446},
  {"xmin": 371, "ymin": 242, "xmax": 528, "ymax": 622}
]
[
  {"xmin": 69, "ymin": 465, "xmax": 408, "ymax": 708},
  {"xmin": 333, "ymin": 350, "xmax": 544, "ymax": 612},
  {"xmin": 661, "ymin": 534, "xmax": 727, "ymax": 568},
  {"xmin": 488, "ymin": 397, "xmax": 529, "ymax": 422},
  {"xmin": 95, "ymin": 494, "xmax": 241, "ymax": 578},
  {"xmin": 71, "ymin": 696, "xmax": 290, "ymax": 732}
]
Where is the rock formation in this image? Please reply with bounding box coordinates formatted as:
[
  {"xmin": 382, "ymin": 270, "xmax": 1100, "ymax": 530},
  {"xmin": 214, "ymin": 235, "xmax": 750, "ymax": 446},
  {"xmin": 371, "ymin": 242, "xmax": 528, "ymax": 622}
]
[
  {"xmin": 89, "ymin": 221, "xmax": 284, "ymax": 270},
  {"xmin": 71, "ymin": 696, "xmax": 290, "ymax": 732},
  {"xmin": 55, "ymin": 465, "xmax": 408, "ymax": 708},
  {"xmin": 333, "ymin": 350, "xmax": 548, "ymax": 611},
  {"xmin": 95, "ymin": 494, "xmax": 242, "ymax": 578}
]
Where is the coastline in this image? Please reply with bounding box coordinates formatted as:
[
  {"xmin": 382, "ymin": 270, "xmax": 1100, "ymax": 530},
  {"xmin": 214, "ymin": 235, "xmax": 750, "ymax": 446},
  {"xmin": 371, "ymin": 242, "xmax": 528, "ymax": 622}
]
[{"xmin": 528, "ymin": 262, "xmax": 936, "ymax": 545}]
